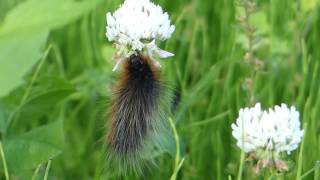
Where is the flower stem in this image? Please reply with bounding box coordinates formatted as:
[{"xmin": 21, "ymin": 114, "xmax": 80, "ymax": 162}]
[
  {"xmin": 168, "ymin": 117, "xmax": 184, "ymax": 180},
  {"xmin": 237, "ymin": 111, "xmax": 246, "ymax": 180},
  {"xmin": 237, "ymin": 150, "xmax": 246, "ymax": 180}
]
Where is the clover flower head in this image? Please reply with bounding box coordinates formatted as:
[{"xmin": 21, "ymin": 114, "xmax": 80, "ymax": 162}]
[
  {"xmin": 231, "ymin": 103, "xmax": 304, "ymax": 172},
  {"xmin": 106, "ymin": 0, "xmax": 175, "ymax": 71},
  {"xmin": 231, "ymin": 103, "xmax": 304, "ymax": 155}
]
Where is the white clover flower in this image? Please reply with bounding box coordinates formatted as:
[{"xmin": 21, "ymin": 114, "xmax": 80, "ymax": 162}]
[
  {"xmin": 231, "ymin": 103, "xmax": 304, "ymax": 156},
  {"xmin": 106, "ymin": 0, "xmax": 175, "ymax": 71}
]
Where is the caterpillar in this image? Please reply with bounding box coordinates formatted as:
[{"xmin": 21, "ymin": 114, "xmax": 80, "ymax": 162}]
[
  {"xmin": 105, "ymin": 0, "xmax": 175, "ymax": 172},
  {"xmin": 107, "ymin": 54, "xmax": 163, "ymax": 168}
]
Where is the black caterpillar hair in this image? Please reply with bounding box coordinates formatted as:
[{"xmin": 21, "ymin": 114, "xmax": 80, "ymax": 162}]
[{"xmin": 107, "ymin": 54, "xmax": 163, "ymax": 171}]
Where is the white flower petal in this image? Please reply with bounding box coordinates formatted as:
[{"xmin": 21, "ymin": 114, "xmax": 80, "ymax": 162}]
[
  {"xmin": 105, "ymin": 0, "xmax": 174, "ymax": 63},
  {"xmin": 231, "ymin": 103, "xmax": 304, "ymax": 156},
  {"xmin": 156, "ymin": 49, "xmax": 174, "ymax": 58},
  {"xmin": 112, "ymin": 58, "xmax": 125, "ymax": 72}
]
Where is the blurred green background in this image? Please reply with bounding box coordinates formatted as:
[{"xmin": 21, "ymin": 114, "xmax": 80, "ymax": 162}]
[{"xmin": 0, "ymin": 0, "xmax": 320, "ymax": 179}]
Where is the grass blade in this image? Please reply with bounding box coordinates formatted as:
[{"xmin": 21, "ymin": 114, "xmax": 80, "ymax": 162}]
[{"xmin": 0, "ymin": 141, "xmax": 9, "ymax": 180}]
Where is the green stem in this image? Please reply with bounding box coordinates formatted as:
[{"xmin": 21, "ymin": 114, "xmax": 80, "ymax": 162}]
[
  {"xmin": 0, "ymin": 141, "xmax": 9, "ymax": 180},
  {"xmin": 31, "ymin": 164, "xmax": 42, "ymax": 180},
  {"xmin": 169, "ymin": 117, "xmax": 180, "ymax": 170},
  {"xmin": 298, "ymin": 167, "xmax": 315, "ymax": 180},
  {"xmin": 314, "ymin": 161, "xmax": 320, "ymax": 180},
  {"xmin": 168, "ymin": 117, "xmax": 184, "ymax": 180},
  {"xmin": 296, "ymin": 123, "xmax": 307, "ymax": 179},
  {"xmin": 237, "ymin": 150, "xmax": 245, "ymax": 180},
  {"xmin": 21, "ymin": 45, "xmax": 52, "ymax": 105},
  {"xmin": 237, "ymin": 107, "xmax": 246, "ymax": 180},
  {"xmin": 6, "ymin": 45, "xmax": 52, "ymax": 134},
  {"xmin": 44, "ymin": 159, "xmax": 52, "ymax": 180}
]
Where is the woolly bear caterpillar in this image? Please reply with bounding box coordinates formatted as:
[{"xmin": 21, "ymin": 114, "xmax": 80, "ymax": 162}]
[
  {"xmin": 107, "ymin": 53, "xmax": 165, "ymax": 170},
  {"xmin": 105, "ymin": 0, "xmax": 175, "ymax": 172}
]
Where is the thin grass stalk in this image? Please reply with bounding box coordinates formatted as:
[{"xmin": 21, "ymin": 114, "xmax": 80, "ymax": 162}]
[
  {"xmin": 296, "ymin": 123, "xmax": 307, "ymax": 179},
  {"xmin": 6, "ymin": 45, "xmax": 52, "ymax": 133},
  {"xmin": 168, "ymin": 117, "xmax": 184, "ymax": 180},
  {"xmin": 31, "ymin": 164, "xmax": 42, "ymax": 180},
  {"xmin": 314, "ymin": 161, "xmax": 320, "ymax": 180},
  {"xmin": 44, "ymin": 159, "xmax": 52, "ymax": 180},
  {"xmin": 0, "ymin": 141, "xmax": 9, "ymax": 180}
]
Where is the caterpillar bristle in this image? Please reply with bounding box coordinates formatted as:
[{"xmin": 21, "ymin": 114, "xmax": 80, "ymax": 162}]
[{"xmin": 107, "ymin": 54, "xmax": 161, "ymax": 167}]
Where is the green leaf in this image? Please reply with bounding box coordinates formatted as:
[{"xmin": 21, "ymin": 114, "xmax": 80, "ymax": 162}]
[
  {"xmin": 16, "ymin": 77, "xmax": 74, "ymax": 123},
  {"xmin": 0, "ymin": 0, "xmax": 100, "ymax": 97},
  {"xmin": 1, "ymin": 120, "xmax": 64, "ymax": 173},
  {"xmin": 0, "ymin": 32, "xmax": 48, "ymax": 97},
  {"xmin": 142, "ymin": 129, "xmax": 176, "ymax": 159},
  {"xmin": 0, "ymin": 0, "xmax": 101, "ymax": 97},
  {"xmin": 0, "ymin": 100, "xmax": 12, "ymax": 134},
  {"xmin": 17, "ymin": 88, "xmax": 74, "ymax": 122},
  {"xmin": 0, "ymin": 0, "xmax": 101, "ymax": 37},
  {"xmin": 0, "ymin": 76, "xmax": 75, "ymax": 134}
]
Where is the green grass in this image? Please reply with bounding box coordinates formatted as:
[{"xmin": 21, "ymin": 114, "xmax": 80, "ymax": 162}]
[{"xmin": 0, "ymin": 0, "xmax": 320, "ymax": 179}]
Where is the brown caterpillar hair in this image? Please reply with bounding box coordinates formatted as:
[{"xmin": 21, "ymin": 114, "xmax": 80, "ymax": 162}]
[{"xmin": 107, "ymin": 53, "xmax": 163, "ymax": 171}]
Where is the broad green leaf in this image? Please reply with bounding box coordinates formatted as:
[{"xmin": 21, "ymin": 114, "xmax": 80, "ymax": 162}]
[
  {"xmin": 16, "ymin": 88, "xmax": 74, "ymax": 123},
  {"xmin": 16, "ymin": 78, "xmax": 74, "ymax": 125},
  {"xmin": 0, "ymin": 0, "xmax": 101, "ymax": 97},
  {"xmin": 0, "ymin": 32, "xmax": 48, "ymax": 97},
  {"xmin": 1, "ymin": 120, "xmax": 64, "ymax": 173},
  {"xmin": 0, "ymin": 101, "xmax": 10, "ymax": 133},
  {"xmin": 0, "ymin": 76, "xmax": 74, "ymax": 134},
  {"xmin": 0, "ymin": 0, "xmax": 101, "ymax": 37}
]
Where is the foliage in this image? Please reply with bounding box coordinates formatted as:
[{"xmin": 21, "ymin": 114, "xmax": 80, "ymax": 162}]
[{"xmin": 0, "ymin": 0, "xmax": 319, "ymax": 179}]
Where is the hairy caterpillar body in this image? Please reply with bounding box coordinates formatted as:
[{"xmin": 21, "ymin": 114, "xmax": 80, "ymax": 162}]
[{"xmin": 108, "ymin": 54, "xmax": 162, "ymax": 165}]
